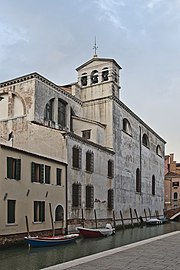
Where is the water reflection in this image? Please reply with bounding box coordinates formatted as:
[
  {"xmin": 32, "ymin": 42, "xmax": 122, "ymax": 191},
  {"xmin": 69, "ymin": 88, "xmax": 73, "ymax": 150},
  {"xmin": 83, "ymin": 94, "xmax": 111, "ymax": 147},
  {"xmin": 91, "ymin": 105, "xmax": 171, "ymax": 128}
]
[{"xmin": 0, "ymin": 222, "xmax": 180, "ymax": 270}]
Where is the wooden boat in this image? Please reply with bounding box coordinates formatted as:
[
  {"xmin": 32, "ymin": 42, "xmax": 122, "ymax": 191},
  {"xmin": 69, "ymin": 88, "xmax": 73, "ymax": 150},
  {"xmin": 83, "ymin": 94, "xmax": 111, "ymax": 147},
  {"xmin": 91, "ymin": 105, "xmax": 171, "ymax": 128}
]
[
  {"xmin": 24, "ymin": 233, "xmax": 79, "ymax": 247},
  {"xmin": 77, "ymin": 223, "xmax": 115, "ymax": 238}
]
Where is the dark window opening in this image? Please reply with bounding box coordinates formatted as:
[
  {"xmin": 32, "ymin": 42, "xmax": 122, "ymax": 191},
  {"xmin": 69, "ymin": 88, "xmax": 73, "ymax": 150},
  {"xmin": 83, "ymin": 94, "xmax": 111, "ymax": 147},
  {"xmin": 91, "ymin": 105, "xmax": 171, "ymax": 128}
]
[
  {"xmin": 81, "ymin": 73, "xmax": 88, "ymax": 86},
  {"xmin": 56, "ymin": 168, "xmax": 62, "ymax": 185},
  {"xmin": 55, "ymin": 205, "xmax": 64, "ymax": 221},
  {"xmin": 58, "ymin": 99, "xmax": 66, "ymax": 128},
  {"xmin": 82, "ymin": 130, "xmax": 91, "ymax": 140},
  {"xmin": 72, "ymin": 182, "xmax": 81, "ymax": 208},
  {"xmin": 108, "ymin": 160, "xmax": 114, "ymax": 178},
  {"xmin": 102, "ymin": 68, "xmax": 109, "ymax": 82},
  {"xmin": 152, "ymin": 175, "xmax": 155, "ymax": 196},
  {"xmin": 86, "ymin": 185, "xmax": 94, "ymax": 208},
  {"xmin": 174, "ymin": 192, "xmax": 178, "ymax": 201},
  {"xmin": 86, "ymin": 151, "xmax": 94, "ymax": 173},
  {"xmin": 34, "ymin": 201, "xmax": 45, "ymax": 222},
  {"xmin": 122, "ymin": 118, "xmax": 132, "ymax": 135},
  {"xmin": 173, "ymin": 182, "xmax": 179, "ymax": 187},
  {"xmin": 136, "ymin": 168, "xmax": 141, "ymax": 193},
  {"xmin": 142, "ymin": 134, "xmax": 150, "ymax": 148},
  {"xmin": 72, "ymin": 146, "xmax": 81, "ymax": 169},
  {"xmin": 108, "ymin": 189, "xmax": 114, "ymax": 209},
  {"xmin": 7, "ymin": 200, "xmax": 16, "ymax": 224},
  {"xmin": 91, "ymin": 70, "xmax": 98, "ymax": 84},
  {"xmin": 7, "ymin": 157, "xmax": 21, "ymax": 180},
  {"xmin": 44, "ymin": 99, "xmax": 54, "ymax": 121}
]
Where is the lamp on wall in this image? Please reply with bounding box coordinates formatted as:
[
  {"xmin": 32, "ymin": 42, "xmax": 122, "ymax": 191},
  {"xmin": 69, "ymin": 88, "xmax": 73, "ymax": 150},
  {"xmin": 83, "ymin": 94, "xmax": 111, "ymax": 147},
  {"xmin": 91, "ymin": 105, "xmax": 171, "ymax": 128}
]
[
  {"xmin": 26, "ymin": 189, "xmax": 30, "ymax": 196},
  {"xmin": 45, "ymin": 191, "xmax": 48, "ymax": 198}
]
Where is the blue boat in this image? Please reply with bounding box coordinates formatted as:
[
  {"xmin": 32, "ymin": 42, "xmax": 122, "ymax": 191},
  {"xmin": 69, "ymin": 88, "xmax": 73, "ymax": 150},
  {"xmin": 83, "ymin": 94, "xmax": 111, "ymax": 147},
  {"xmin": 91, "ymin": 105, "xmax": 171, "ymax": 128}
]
[{"xmin": 24, "ymin": 233, "xmax": 79, "ymax": 247}]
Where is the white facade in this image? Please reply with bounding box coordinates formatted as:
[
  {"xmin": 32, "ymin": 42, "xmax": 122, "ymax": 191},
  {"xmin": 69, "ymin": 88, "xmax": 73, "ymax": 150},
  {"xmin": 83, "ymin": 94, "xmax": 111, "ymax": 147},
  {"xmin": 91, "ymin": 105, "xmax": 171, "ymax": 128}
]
[{"xmin": 0, "ymin": 55, "xmax": 166, "ymax": 237}]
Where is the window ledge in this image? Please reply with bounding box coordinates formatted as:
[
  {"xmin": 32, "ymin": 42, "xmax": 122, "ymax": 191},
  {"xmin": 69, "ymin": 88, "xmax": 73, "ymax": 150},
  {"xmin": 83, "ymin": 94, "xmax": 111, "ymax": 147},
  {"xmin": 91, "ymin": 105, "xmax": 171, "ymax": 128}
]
[{"xmin": 6, "ymin": 223, "xmax": 18, "ymax": 227}]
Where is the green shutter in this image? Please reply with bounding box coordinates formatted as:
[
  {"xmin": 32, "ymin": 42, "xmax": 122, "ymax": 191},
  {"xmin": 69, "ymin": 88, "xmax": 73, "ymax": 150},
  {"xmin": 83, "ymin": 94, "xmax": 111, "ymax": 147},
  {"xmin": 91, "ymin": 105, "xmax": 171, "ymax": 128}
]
[
  {"xmin": 15, "ymin": 159, "xmax": 21, "ymax": 180},
  {"xmin": 7, "ymin": 157, "xmax": 12, "ymax": 178},
  {"xmin": 40, "ymin": 164, "xmax": 44, "ymax": 183},
  {"xmin": 31, "ymin": 162, "xmax": 35, "ymax": 182}
]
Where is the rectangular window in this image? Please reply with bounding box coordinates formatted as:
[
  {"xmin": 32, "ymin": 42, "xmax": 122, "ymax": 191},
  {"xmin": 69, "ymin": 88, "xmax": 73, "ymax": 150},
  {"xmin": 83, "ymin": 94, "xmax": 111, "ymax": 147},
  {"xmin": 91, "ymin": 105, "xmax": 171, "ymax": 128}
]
[
  {"xmin": 72, "ymin": 183, "xmax": 81, "ymax": 208},
  {"xmin": 7, "ymin": 200, "xmax": 16, "ymax": 224},
  {"xmin": 108, "ymin": 160, "xmax": 114, "ymax": 178},
  {"xmin": 173, "ymin": 182, "xmax": 179, "ymax": 187},
  {"xmin": 45, "ymin": 165, "xmax": 50, "ymax": 184},
  {"xmin": 82, "ymin": 130, "xmax": 91, "ymax": 140},
  {"xmin": 108, "ymin": 189, "xmax": 114, "ymax": 209},
  {"xmin": 34, "ymin": 201, "xmax": 45, "ymax": 222},
  {"xmin": 86, "ymin": 151, "xmax": 94, "ymax": 173},
  {"xmin": 58, "ymin": 100, "xmax": 66, "ymax": 128},
  {"xmin": 31, "ymin": 162, "xmax": 50, "ymax": 184},
  {"xmin": 56, "ymin": 168, "xmax": 62, "ymax": 185},
  {"xmin": 72, "ymin": 147, "xmax": 81, "ymax": 169},
  {"xmin": 86, "ymin": 185, "xmax": 94, "ymax": 208},
  {"xmin": 7, "ymin": 157, "xmax": 21, "ymax": 180}
]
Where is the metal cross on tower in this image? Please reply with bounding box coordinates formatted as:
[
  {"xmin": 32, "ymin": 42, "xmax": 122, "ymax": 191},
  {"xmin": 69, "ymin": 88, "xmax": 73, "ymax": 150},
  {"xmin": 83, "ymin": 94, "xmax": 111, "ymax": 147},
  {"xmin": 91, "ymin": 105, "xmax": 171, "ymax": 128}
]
[{"xmin": 93, "ymin": 37, "xmax": 98, "ymax": 57}]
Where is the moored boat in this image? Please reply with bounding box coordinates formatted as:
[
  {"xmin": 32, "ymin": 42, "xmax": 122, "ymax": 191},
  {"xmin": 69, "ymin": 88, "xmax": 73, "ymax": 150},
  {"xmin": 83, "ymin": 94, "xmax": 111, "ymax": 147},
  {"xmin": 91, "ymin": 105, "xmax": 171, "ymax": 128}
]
[
  {"xmin": 24, "ymin": 233, "xmax": 79, "ymax": 247},
  {"xmin": 77, "ymin": 223, "xmax": 115, "ymax": 238},
  {"xmin": 145, "ymin": 218, "xmax": 163, "ymax": 226}
]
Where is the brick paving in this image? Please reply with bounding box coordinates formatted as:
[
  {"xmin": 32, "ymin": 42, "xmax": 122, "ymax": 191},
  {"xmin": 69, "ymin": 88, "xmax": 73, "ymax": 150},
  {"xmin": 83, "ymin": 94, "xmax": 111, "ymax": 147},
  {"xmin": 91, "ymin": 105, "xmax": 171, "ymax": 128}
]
[{"xmin": 42, "ymin": 231, "xmax": 180, "ymax": 270}]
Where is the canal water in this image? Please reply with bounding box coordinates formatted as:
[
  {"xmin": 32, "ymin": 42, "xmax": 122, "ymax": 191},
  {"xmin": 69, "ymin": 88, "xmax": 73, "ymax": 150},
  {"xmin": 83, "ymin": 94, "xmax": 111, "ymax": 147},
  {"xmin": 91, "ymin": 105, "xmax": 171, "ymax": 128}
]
[{"xmin": 0, "ymin": 222, "xmax": 180, "ymax": 270}]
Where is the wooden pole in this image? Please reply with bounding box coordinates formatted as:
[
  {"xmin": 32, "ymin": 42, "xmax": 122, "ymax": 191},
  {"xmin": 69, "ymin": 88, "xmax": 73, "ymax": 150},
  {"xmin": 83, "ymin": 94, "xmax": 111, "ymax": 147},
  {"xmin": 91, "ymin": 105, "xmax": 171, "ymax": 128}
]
[
  {"xmin": 120, "ymin": 210, "xmax": 125, "ymax": 229},
  {"xmin": 94, "ymin": 209, "xmax": 98, "ymax": 228},
  {"xmin": 134, "ymin": 209, "xmax": 139, "ymax": 224},
  {"xmin": 81, "ymin": 208, "xmax": 84, "ymax": 228},
  {"xmin": 130, "ymin": 208, "xmax": 134, "ymax": 227},
  {"xmin": 25, "ymin": 216, "xmax": 30, "ymax": 237},
  {"xmin": 113, "ymin": 210, "xmax": 116, "ymax": 228},
  {"xmin": 144, "ymin": 209, "xmax": 147, "ymax": 221},
  {"xmin": 49, "ymin": 203, "xmax": 55, "ymax": 236},
  {"xmin": 148, "ymin": 208, "xmax": 151, "ymax": 218}
]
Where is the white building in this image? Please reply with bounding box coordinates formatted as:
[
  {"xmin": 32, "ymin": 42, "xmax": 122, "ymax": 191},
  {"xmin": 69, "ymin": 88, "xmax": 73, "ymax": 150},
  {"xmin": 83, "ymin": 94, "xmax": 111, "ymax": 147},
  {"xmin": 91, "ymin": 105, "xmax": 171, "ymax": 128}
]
[{"xmin": 0, "ymin": 54, "xmax": 165, "ymax": 238}]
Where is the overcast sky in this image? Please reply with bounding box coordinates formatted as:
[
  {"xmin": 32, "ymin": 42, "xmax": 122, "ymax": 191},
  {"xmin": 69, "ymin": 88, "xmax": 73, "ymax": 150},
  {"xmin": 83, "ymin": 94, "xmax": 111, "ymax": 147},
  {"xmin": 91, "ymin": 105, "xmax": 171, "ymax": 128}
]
[{"xmin": 0, "ymin": 0, "xmax": 180, "ymax": 160}]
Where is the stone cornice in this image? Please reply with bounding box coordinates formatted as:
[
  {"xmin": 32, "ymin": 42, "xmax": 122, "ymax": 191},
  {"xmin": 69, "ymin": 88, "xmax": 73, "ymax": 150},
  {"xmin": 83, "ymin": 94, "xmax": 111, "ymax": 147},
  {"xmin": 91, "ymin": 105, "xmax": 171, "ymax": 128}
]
[{"xmin": 0, "ymin": 72, "xmax": 82, "ymax": 105}]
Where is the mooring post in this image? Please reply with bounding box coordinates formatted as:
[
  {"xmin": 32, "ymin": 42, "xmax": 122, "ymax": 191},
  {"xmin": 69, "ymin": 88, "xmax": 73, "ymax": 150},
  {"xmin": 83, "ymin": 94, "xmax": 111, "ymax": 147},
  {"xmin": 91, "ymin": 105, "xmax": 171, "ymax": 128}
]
[
  {"xmin": 113, "ymin": 209, "xmax": 116, "ymax": 228},
  {"xmin": 144, "ymin": 209, "xmax": 147, "ymax": 221},
  {"xmin": 94, "ymin": 209, "xmax": 98, "ymax": 228},
  {"xmin": 81, "ymin": 208, "xmax": 84, "ymax": 228},
  {"xmin": 134, "ymin": 209, "xmax": 139, "ymax": 224},
  {"xmin": 130, "ymin": 208, "xmax": 134, "ymax": 227},
  {"xmin": 148, "ymin": 208, "xmax": 151, "ymax": 218},
  {"xmin": 120, "ymin": 210, "xmax": 125, "ymax": 229}
]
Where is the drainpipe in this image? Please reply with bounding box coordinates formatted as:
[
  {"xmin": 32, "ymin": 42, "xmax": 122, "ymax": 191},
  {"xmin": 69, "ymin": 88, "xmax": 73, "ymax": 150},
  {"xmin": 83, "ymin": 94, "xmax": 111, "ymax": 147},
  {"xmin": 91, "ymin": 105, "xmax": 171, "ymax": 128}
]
[{"xmin": 139, "ymin": 126, "xmax": 142, "ymax": 194}]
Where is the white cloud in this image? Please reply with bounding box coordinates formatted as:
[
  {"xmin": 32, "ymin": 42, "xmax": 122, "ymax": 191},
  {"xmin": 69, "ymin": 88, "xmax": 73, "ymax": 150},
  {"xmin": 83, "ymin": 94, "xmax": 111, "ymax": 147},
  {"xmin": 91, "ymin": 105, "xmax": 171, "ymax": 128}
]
[{"xmin": 95, "ymin": 0, "xmax": 127, "ymax": 30}]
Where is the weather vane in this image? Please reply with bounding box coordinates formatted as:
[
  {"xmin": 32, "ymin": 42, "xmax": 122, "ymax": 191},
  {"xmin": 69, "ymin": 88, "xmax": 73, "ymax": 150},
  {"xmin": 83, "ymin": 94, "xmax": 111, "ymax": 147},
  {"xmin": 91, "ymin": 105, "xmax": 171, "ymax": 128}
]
[{"xmin": 93, "ymin": 37, "xmax": 98, "ymax": 57}]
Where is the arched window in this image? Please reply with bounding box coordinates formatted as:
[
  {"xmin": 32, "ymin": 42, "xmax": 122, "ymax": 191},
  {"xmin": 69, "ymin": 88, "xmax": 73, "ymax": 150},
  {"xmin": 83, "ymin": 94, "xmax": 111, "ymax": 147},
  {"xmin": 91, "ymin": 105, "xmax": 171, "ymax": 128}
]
[
  {"xmin": 152, "ymin": 175, "xmax": 155, "ymax": 195},
  {"xmin": 142, "ymin": 134, "xmax": 150, "ymax": 148},
  {"xmin": 44, "ymin": 98, "xmax": 54, "ymax": 121},
  {"xmin": 102, "ymin": 67, "xmax": 109, "ymax": 82},
  {"xmin": 55, "ymin": 205, "xmax": 64, "ymax": 221},
  {"xmin": 91, "ymin": 70, "xmax": 98, "ymax": 84},
  {"xmin": 81, "ymin": 73, "xmax": 87, "ymax": 86},
  {"xmin": 58, "ymin": 99, "xmax": 66, "ymax": 128},
  {"xmin": 136, "ymin": 168, "xmax": 141, "ymax": 193},
  {"xmin": 122, "ymin": 118, "xmax": 132, "ymax": 135},
  {"xmin": 174, "ymin": 192, "xmax": 178, "ymax": 201},
  {"xmin": 156, "ymin": 145, "xmax": 162, "ymax": 157}
]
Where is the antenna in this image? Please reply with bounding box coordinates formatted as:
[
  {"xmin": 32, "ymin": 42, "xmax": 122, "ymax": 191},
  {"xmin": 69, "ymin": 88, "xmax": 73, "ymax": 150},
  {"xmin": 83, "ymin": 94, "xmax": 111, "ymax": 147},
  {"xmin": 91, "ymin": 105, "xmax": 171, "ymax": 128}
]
[{"xmin": 93, "ymin": 36, "xmax": 98, "ymax": 57}]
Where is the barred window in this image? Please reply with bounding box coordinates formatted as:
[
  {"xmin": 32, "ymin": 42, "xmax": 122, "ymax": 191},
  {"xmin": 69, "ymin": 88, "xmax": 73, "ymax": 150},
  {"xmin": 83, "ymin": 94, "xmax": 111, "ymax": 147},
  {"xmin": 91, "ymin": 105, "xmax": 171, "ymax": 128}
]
[
  {"xmin": 72, "ymin": 182, "xmax": 81, "ymax": 208},
  {"xmin": 86, "ymin": 151, "xmax": 94, "ymax": 173},
  {"xmin": 108, "ymin": 159, "xmax": 114, "ymax": 178},
  {"xmin": 136, "ymin": 168, "xmax": 141, "ymax": 193},
  {"xmin": 72, "ymin": 146, "xmax": 82, "ymax": 169},
  {"xmin": 34, "ymin": 201, "xmax": 45, "ymax": 222},
  {"xmin": 7, "ymin": 157, "xmax": 21, "ymax": 180},
  {"xmin": 86, "ymin": 185, "xmax": 94, "ymax": 208},
  {"xmin": 152, "ymin": 175, "xmax": 155, "ymax": 196},
  {"xmin": 108, "ymin": 189, "xmax": 114, "ymax": 209}
]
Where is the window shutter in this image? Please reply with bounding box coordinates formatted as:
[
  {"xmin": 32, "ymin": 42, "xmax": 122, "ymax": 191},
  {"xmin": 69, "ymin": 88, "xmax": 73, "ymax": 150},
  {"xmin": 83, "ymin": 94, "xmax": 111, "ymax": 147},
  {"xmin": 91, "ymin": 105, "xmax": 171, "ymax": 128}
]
[
  {"xmin": 15, "ymin": 159, "xmax": 21, "ymax": 180},
  {"xmin": 31, "ymin": 162, "xmax": 35, "ymax": 182},
  {"xmin": 40, "ymin": 164, "xmax": 44, "ymax": 183},
  {"xmin": 45, "ymin": 165, "xmax": 50, "ymax": 184},
  {"xmin": 7, "ymin": 157, "xmax": 12, "ymax": 178},
  {"xmin": 108, "ymin": 189, "xmax": 114, "ymax": 209}
]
